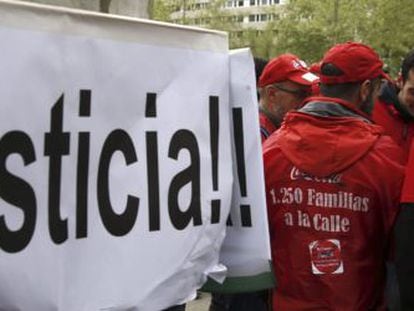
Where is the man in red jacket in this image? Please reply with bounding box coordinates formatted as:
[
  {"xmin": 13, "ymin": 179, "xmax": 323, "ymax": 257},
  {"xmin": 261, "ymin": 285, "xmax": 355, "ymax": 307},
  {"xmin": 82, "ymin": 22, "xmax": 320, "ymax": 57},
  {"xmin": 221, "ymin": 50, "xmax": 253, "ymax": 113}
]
[
  {"xmin": 210, "ymin": 55, "xmax": 318, "ymax": 311},
  {"xmin": 371, "ymin": 50, "xmax": 414, "ymax": 310},
  {"xmin": 372, "ymin": 49, "xmax": 414, "ymax": 160},
  {"xmin": 257, "ymin": 54, "xmax": 317, "ymax": 142},
  {"xmin": 263, "ymin": 42, "xmax": 405, "ymax": 310},
  {"xmin": 395, "ymin": 141, "xmax": 414, "ymax": 310}
]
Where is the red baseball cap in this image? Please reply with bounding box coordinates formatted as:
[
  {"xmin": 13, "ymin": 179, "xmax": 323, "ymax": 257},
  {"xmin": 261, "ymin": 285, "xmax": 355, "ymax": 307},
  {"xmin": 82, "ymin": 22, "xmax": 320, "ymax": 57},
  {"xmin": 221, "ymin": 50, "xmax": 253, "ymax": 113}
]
[
  {"xmin": 320, "ymin": 42, "xmax": 387, "ymax": 84},
  {"xmin": 258, "ymin": 53, "xmax": 318, "ymax": 88},
  {"xmin": 309, "ymin": 62, "xmax": 322, "ymax": 76}
]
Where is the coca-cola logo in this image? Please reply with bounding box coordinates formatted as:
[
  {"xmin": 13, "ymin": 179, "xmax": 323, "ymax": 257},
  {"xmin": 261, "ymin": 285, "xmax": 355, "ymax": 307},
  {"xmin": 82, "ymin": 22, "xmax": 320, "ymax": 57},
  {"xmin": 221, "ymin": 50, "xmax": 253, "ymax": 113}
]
[
  {"xmin": 290, "ymin": 166, "xmax": 342, "ymax": 184},
  {"xmin": 309, "ymin": 239, "xmax": 343, "ymax": 275}
]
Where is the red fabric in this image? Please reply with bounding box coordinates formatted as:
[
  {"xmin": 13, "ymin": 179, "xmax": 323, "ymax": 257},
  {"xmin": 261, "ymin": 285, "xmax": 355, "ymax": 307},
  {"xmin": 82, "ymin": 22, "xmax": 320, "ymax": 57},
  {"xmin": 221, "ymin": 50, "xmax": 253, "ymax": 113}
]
[
  {"xmin": 372, "ymin": 98, "xmax": 414, "ymax": 161},
  {"xmin": 401, "ymin": 143, "xmax": 414, "ymax": 203},
  {"xmin": 263, "ymin": 104, "xmax": 405, "ymax": 310},
  {"xmin": 276, "ymin": 112, "xmax": 383, "ymax": 176},
  {"xmin": 310, "ymin": 81, "xmax": 320, "ymax": 96},
  {"xmin": 320, "ymin": 42, "xmax": 386, "ymax": 84},
  {"xmin": 259, "ymin": 111, "xmax": 278, "ymax": 143},
  {"xmin": 304, "ymin": 96, "xmax": 373, "ymax": 122},
  {"xmin": 310, "ymin": 62, "xmax": 321, "ymax": 76},
  {"xmin": 258, "ymin": 54, "xmax": 317, "ymax": 87}
]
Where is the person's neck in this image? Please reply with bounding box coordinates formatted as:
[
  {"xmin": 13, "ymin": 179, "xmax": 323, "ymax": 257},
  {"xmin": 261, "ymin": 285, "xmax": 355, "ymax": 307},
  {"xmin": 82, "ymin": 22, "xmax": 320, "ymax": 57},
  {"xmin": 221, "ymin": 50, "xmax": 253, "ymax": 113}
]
[{"xmin": 259, "ymin": 106, "xmax": 281, "ymax": 128}]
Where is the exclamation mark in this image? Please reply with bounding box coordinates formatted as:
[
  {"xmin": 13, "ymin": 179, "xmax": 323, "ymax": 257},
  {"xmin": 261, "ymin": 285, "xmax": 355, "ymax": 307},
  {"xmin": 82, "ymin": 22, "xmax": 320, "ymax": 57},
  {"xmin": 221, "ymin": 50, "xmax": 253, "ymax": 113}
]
[
  {"xmin": 209, "ymin": 96, "xmax": 221, "ymax": 224},
  {"xmin": 145, "ymin": 93, "xmax": 157, "ymax": 117},
  {"xmin": 232, "ymin": 107, "xmax": 252, "ymax": 227}
]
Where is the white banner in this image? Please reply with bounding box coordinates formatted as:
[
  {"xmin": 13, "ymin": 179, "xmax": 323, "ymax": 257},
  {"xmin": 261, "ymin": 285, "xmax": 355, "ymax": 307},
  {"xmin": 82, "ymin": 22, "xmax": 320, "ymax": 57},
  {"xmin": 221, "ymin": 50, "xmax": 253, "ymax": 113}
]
[
  {"xmin": 204, "ymin": 49, "xmax": 274, "ymax": 293},
  {"xmin": 0, "ymin": 1, "xmax": 233, "ymax": 310}
]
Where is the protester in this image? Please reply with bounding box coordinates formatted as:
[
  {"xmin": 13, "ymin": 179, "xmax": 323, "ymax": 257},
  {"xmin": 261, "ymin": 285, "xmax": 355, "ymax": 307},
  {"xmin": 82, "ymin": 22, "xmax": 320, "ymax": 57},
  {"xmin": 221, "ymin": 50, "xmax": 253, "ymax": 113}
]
[
  {"xmin": 373, "ymin": 49, "xmax": 414, "ymax": 159},
  {"xmin": 257, "ymin": 53, "xmax": 318, "ymax": 142},
  {"xmin": 209, "ymin": 53, "xmax": 317, "ymax": 311},
  {"xmin": 370, "ymin": 49, "xmax": 414, "ymax": 310},
  {"xmin": 396, "ymin": 142, "xmax": 414, "ymax": 310},
  {"xmin": 263, "ymin": 42, "xmax": 405, "ymax": 310}
]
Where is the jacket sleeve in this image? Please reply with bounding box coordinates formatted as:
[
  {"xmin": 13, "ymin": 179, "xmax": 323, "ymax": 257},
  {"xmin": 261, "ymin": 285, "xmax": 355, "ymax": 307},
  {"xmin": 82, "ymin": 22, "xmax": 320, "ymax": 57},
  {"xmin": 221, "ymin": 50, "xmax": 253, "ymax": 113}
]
[
  {"xmin": 395, "ymin": 203, "xmax": 414, "ymax": 309},
  {"xmin": 401, "ymin": 144, "xmax": 414, "ymax": 203}
]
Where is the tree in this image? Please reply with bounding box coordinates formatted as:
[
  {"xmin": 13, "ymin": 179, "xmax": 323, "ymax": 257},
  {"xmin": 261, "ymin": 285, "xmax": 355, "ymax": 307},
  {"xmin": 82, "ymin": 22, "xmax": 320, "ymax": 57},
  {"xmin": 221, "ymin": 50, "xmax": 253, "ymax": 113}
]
[
  {"xmin": 267, "ymin": 0, "xmax": 414, "ymax": 74},
  {"xmin": 150, "ymin": 0, "xmax": 191, "ymax": 23},
  {"xmin": 150, "ymin": 0, "xmax": 414, "ymax": 75},
  {"xmin": 362, "ymin": 0, "xmax": 414, "ymax": 74},
  {"xmin": 199, "ymin": 0, "xmax": 240, "ymax": 33},
  {"xmin": 151, "ymin": 0, "xmax": 239, "ymax": 29},
  {"xmin": 150, "ymin": 0, "xmax": 173, "ymax": 21},
  {"xmin": 266, "ymin": 0, "xmax": 372, "ymax": 63}
]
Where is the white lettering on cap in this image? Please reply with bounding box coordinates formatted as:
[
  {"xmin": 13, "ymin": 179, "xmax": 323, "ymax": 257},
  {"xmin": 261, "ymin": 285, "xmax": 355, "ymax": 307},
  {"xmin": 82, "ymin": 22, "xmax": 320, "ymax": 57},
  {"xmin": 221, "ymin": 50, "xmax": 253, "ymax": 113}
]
[
  {"xmin": 302, "ymin": 72, "xmax": 319, "ymax": 82},
  {"xmin": 292, "ymin": 59, "xmax": 308, "ymax": 69}
]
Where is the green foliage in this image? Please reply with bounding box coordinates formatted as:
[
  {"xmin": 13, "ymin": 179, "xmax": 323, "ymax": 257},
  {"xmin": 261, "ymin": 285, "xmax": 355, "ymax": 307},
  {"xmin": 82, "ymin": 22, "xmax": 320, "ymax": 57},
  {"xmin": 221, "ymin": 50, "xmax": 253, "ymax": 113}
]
[
  {"xmin": 258, "ymin": 0, "xmax": 414, "ymax": 75},
  {"xmin": 150, "ymin": 0, "xmax": 175, "ymax": 22},
  {"xmin": 199, "ymin": 0, "xmax": 240, "ymax": 33},
  {"xmin": 151, "ymin": 0, "xmax": 414, "ymax": 75},
  {"xmin": 362, "ymin": 0, "xmax": 414, "ymax": 74}
]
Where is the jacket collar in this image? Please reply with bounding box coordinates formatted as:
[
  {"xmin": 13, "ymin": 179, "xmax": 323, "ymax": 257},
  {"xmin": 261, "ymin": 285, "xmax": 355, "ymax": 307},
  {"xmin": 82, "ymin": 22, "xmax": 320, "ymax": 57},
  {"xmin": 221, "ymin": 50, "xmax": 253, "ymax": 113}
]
[{"xmin": 300, "ymin": 96, "xmax": 372, "ymax": 123}]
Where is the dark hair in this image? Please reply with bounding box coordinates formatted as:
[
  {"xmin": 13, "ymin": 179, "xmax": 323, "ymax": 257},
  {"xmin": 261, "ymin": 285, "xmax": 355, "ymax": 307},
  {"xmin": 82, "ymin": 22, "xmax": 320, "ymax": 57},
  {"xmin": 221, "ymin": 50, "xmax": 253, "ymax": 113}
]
[
  {"xmin": 254, "ymin": 57, "xmax": 268, "ymax": 84},
  {"xmin": 320, "ymin": 63, "xmax": 361, "ymax": 99},
  {"xmin": 320, "ymin": 63, "xmax": 344, "ymax": 76},
  {"xmin": 320, "ymin": 83, "xmax": 361, "ymax": 99},
  {"xmin": 401, "ymin": 49, "xmax": 414, "ymax": 83}
]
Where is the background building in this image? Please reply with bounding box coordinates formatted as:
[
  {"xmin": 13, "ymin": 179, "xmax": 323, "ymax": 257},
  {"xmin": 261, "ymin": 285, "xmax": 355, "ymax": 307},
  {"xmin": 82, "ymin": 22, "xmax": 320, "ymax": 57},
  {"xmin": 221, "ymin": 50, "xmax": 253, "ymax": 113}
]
[
  {"xmin": 162, "ymin": 0, "xmax": 285, "ymax": 56},
  {"xmin": 169, "ymin": 0, "xmax": 285, "ymax": 30},
  {"xmin": 20, "ymin": 0, "xmax": 414, "ymax": 74}
]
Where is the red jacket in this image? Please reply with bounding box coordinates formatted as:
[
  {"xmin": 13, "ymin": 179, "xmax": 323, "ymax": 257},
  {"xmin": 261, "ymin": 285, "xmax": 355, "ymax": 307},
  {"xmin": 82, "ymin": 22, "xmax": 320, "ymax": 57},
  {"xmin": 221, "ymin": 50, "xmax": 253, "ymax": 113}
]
[
  {"xmin": 402, "ymin": 143, "xmax": 414, "ymax": 203},
  {"xmin": 372, "ymin": 83, "xmax": 414, "ymax": 161},
  {"xmin": 259, "ymin": 111, "xmax": 278, "ymax": 143},
  {"xmin": 263, "ymin": 97, "xmax": 405, "ymax": 311}
]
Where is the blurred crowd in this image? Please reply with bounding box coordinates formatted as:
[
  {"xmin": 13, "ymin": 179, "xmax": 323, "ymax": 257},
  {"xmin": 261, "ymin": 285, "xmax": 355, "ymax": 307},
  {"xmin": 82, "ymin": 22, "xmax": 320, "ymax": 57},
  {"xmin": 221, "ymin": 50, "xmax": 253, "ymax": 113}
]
[{"xmin": 209, "ymin": 42, "xmax": 414, "ymax": 311}]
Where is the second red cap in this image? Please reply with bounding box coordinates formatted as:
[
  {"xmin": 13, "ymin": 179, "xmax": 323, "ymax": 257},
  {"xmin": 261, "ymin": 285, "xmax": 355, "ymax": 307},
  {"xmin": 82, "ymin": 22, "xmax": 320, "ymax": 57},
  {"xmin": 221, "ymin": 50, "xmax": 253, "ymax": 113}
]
[
  {"xmin": 258, "ymin": 53, "xmax": 318, "ymax": 88},
  {"xmin": 320, "ymin": 42, "xmax": 387, "ymax": 84}
]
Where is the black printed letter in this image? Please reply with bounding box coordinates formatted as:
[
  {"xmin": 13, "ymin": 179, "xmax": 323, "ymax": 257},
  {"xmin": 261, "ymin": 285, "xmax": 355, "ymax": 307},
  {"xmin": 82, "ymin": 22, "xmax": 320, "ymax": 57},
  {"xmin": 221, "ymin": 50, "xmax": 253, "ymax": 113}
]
[
  {"xmin": 0, "ymin": 131, "xmax": 37, "ymax": 253},
  {"xmin": 168, "ymin": 130, "xmax": 202, "ymax": 230},
  {"xmin": 97, "ymin": 130, "xmax": 139, "ymax": 236},
  {"xmin": 44, "ymin": 95, "xmax": 70, "ymax": 244}
]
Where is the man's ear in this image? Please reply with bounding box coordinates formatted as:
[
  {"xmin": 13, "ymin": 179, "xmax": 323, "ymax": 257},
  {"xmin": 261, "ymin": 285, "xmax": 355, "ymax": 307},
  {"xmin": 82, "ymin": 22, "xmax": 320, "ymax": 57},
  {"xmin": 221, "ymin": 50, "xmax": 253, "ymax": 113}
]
[
  {"xmin": 396, "ymin": 77, "xmax": 403, "ymax": 90},
  {"xmin": 359, "ymin": 80, "xmax": 371, "ymax": 102}
]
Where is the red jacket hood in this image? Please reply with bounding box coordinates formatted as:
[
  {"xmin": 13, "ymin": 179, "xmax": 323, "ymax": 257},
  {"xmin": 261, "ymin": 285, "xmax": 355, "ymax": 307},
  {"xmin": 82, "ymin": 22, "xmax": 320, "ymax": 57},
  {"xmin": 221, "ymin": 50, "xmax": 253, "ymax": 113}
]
[{"xmin": 273, "ymin": 110, "xmax": 384, "ymax": 177}]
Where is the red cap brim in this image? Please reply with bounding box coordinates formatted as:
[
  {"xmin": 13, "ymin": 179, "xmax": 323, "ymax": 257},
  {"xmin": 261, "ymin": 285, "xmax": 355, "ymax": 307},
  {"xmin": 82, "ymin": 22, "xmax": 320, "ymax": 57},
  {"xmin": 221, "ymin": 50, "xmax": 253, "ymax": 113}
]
[{"xmin": 289, "ymin": 71, "xmax": 319, "ymax": 86}]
